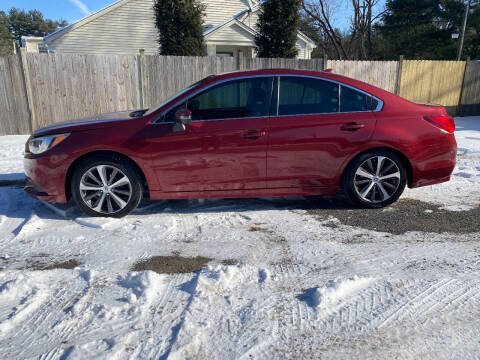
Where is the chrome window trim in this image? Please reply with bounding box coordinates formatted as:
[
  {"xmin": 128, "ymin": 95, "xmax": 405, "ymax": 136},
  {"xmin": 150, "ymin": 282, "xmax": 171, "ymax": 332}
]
[
  {"xmin": 153, "ymin": 75, "xmax": 275, "ymax": 124},
  {"xmin": 276, "ymin": 76, "xmax": 280, "ymax": 117},
  {"xmin": 338, "ymin": 83, "xmax": 342, "ymax": 112},
  {"xmin": 277, "ymin": 74, "xmax": 384, "ymax": 116}
]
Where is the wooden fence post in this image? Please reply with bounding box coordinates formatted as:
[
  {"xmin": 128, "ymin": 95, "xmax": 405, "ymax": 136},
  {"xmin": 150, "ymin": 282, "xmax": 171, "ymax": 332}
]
[
  {"xmin": 18, "ymin": 48, "xmax": 35, "ymax": 133},
  {"xmin": 138, "ymin": 49, "xmax": 148, "ymax": 109},
  {"xmin": 237, "ymin": 55, "xmax": 245, "ymax": 71},
  {"xmin": 395, "ymin": 55, "xmax": 404, "ymax": 96},
  {"xmin": 457, "ymin": 57, "xmax": 470, "ymax": 116},
  {"xmin": 323, "ymin": 54, "xmax": 328, "ymax": 70}
]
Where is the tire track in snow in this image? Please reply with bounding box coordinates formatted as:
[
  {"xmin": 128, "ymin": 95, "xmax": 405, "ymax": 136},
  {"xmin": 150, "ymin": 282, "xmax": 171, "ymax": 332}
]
[
  {"xmin": 162, "ymin": 265, "xmax": 275, "ymax": 359},
  {"xmin": 376, "ymin": 279, "xmax": 462, "ymax": 329},
  {"xmin": 0, "ymin": 273, "xmax": 82, "ymax": 359},
  {"xmin": 0, "ymin": 270, "xmax": 193, "ymax": 359},
  {"xmin": 156, "ymin": 272, "xmax": 202, "ymax": 360},
  {"xmin": 384, "ymin": 279, "xmax": 456, "ymax": 324},
  {"xmin": 422, "ymin": 281, "xmax": 480, "ymax": 318},
  {"xmin": 130, "ymin": 273, "xmax": 194, "ymax": 359}
]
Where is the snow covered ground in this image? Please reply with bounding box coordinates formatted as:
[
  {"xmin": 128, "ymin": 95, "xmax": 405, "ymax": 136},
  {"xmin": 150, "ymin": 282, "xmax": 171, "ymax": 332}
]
[
  {"xmin": 0, "ymin": 135, "xmax": 29, "ymax": 181},
  {"xmin": 0, "ymin": 117, "xmax": 479, "ymax": 359}
]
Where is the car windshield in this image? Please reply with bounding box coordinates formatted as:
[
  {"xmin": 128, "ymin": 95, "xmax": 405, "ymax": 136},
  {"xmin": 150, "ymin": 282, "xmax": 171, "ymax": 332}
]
[{"xmin": 144, "ymin": 75, "xmax": 215, "ymax": 116}]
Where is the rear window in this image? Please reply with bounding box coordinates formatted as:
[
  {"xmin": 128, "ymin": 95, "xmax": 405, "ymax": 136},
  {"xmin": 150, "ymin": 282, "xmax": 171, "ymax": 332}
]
[{"xmin": 340, "ymin": 86, "xmax": 379, "ymax": 112}]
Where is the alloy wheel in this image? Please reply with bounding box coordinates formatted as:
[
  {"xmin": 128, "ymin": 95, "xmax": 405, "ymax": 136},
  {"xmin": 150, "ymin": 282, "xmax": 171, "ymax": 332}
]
[
  {"xmin": 354, "ymin": 156, "xmax": 401, "ymax": 203},
  {"xmin": 79, "ymin": 165, "xmax": 132, "ymax": 214}
]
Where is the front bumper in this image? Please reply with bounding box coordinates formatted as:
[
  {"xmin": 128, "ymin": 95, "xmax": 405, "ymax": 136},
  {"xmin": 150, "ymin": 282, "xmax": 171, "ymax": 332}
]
[{"xmin": 24, "ymin": 155, "xmax": 68, "ymax": 203}]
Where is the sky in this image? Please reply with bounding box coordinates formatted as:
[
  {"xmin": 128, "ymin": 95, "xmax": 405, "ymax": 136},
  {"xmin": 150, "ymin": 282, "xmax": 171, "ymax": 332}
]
[
  {"xmin": 0, "ymin": 0, "xmax": 386, "ymax": 31},
  {"xmin": 0, "ymin": 0, "xmax": 112, "ymax": 23}
]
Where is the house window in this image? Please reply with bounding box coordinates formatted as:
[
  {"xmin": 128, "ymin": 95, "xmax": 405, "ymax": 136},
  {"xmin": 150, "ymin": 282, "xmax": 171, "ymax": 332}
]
[
  {"xmin": 38, "ymin": 43, "xmax": 50, "ymax": 53},
  {"xmin": 216, "ymin": 52, "xmax": 234, "ymax": 57}
]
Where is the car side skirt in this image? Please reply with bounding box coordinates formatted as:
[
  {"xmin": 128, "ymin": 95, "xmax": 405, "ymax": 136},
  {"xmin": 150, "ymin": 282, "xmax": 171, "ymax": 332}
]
[{"xmin": 149, "ymin": 186, "xmax": 337, "ymax": 200}]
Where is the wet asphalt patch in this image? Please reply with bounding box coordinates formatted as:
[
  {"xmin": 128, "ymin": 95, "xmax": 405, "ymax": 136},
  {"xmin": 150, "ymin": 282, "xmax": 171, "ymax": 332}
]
[
  {"xmin": 0, "ymin": 254, "xmax": 82, "ymax": 271},
  {"xmin": 132, "ymin": 256, "xmax": 212, "ymax": 274},
  {"xmin": 24, "ymin": 258, "xmax": 81, "ymax": 271},
  {"xmin": 307, "ymin": 199, "xmax": 480, "ymax": 235}
]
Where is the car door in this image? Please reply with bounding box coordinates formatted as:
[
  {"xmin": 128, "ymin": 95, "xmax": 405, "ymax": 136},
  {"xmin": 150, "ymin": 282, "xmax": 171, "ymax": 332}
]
[
  {"xmin": 146, "ymin": 76, "xmax": 273, "ymax": 193},
  {"xmin": 267, "ymin": 75, "xmax": 379, "ymax": 189}
]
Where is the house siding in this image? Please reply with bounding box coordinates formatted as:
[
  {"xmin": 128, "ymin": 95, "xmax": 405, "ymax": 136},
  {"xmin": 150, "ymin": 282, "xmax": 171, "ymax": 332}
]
[
  {"xmin": 239, "ymin": 9, "xmax": 259, "ymax": 30},
  {"xmin": 44, "ymin": 0, "xmax": 313, "ymax": 59},
  {"xmin": 296, "ymin": 40, "xmax": 306, "ymax": 59},
  {"xmin": 208, "ymin": 24, "xmax": 255, "ymax": 44},
  {"xmin": 47, "ymin": 0, "xmax": 159, "ymax": 55},
  {"xmin": 202, "ymin": 0, "xmax": 250, "ymax": 27}
]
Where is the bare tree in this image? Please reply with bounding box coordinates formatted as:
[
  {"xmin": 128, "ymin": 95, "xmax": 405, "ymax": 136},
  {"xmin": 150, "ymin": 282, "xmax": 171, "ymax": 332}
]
[
  {"xmin": 351, "ymin": 0, "xmax": 385, "ymax": 59},
  {"xmin": 302, "ymin": 0, "xmax": 385, "ymax": 60},
  {"xmin": 302, "ymin": 0, "xmax": 349, "ymax": 59}
]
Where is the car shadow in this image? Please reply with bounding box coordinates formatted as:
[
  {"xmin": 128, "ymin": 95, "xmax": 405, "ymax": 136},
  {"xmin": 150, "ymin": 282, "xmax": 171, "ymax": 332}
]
[
  {"xmin": 131, "ymin": 195, "xmax": 359, "ymax": 216},
  {"xmin": 4, "ymin": 182, "xmax": 479, "ymax": 236},
  {"xmin": 0, "ymin": 183, "xmax": 360, "ymax": 224},
  {"xmin": 0, "ymin": 173, "xmax": 25, "ymax": 186}
]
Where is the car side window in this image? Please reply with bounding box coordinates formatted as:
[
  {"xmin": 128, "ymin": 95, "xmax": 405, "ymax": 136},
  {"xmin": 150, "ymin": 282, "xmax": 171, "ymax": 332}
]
[
  {"xmin": 278, "ymin": 77, "xmax": 339, "ymax": 116},
  {"xmin": 186, "ymin": 77, "xmax": 272, "ymax": 121},
  {"xmin": 340, "ymin": 86, "xmax": 378, "ymax": 112}
]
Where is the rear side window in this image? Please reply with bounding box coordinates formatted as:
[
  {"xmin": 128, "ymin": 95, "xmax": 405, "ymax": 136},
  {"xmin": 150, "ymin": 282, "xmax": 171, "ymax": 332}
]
[
  {"xmin": 340, "ymin": 86, "xmax": 379, "ymax": 112},
  {"xmin": 278, "ymin": 77, "xmax": 339, "ymax": 116},
  {"xmin": 187, "ymin": 77, "xmax": 272, "ymax": 121}
]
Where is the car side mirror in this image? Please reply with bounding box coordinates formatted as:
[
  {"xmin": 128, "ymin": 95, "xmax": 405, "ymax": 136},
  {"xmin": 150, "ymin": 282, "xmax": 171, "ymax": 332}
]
[
  {"xmin": 172, "ymin": 108, "xmax": 192, "ymax": 133},
  {"xmin": 174, "ymin": 108, "xmax": 192, "ymax": 124},
  {"xmin": 172, "ymin": 122, "xmax": 186, "ymax": 133}
]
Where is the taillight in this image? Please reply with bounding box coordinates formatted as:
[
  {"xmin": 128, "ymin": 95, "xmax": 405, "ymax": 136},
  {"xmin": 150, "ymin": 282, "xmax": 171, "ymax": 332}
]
[{"xmin": 424, "ymin": 116, "xmax": 455, "ymax": 133}]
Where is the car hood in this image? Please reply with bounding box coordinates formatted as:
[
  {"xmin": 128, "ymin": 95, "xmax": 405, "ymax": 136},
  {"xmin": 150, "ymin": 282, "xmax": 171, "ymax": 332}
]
[{"xmin": 33, "ymin": 110, "xmax": 139, "ymax": 137}]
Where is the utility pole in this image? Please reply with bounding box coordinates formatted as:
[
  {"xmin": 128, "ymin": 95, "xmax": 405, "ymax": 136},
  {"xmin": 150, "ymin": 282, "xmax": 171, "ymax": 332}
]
[{"xmin": 457, "ymin": 0, "xmax": 471, "ymax": 61}]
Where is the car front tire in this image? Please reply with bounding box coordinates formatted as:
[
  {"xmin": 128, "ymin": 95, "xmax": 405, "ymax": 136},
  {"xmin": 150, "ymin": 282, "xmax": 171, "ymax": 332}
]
[
  {"xmin": 343, "ymin": 150, "xmax": 407, "ymax": 208},
  {"xmin": 71, "ymin": 155, "xmax": 143, "ymax": 218}
]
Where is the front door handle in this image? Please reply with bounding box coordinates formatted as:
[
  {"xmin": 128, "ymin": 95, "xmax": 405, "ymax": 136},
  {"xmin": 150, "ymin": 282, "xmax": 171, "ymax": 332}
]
[
  {"xmin": 341, "ymin": 122, "xmax": 365, "ymax": 132},
  {"xmin": 241, "ymin": 129, "xmax": 267, "ymax": 140}
]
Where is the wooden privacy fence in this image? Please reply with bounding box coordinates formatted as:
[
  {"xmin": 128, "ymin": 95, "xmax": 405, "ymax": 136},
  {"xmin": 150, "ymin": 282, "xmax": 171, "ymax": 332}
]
[
  {"xmin": 0, "ymin": 55, "xmax": 31, "ymax": 135},
  {"xmin": 327, "ymin": 60, "xmax": 399, "ymax": 94},
  {"xmin": 460, "ymin": 61, "xmax": 480, "ymax": 116},
  {"xmin": 143, "ymin": 56, "xmax": 237, "ymax": 109},
  {"xmin": 27, "ymin": 54, "xmax": 142, "ymax": 129},
  {"xmin": 398, "ymin": 60, "xmax": 467, "ymax": 115},
  {"xmin": 0, "ymin": 52, "xmax": 478, "ymax": 136}
]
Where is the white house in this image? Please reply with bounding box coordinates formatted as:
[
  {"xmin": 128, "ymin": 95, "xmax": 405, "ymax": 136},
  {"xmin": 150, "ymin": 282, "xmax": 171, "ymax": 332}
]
[
  {"xmin": 21, "ymin": 36, "xmax": 49, "ymax": 53},
  {"xmin": 42, "ymin": 0, "xmax": 316, "ymax": 59}
]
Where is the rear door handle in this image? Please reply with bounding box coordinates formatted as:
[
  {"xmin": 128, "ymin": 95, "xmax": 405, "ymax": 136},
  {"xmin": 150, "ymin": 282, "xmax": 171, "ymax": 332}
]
[
  {"xmin": 241, "ymin": 129, "xmax": 267, "ymax": 140},
  {"xmin": 341, "ymin": 122, "xmax": 365, "ymax": 132}
]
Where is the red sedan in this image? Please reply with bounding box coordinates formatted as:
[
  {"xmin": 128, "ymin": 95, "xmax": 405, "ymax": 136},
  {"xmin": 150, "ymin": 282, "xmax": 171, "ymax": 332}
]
[{"xmin": 24, "ymin": 69, "xmax": 457, "ymax": 217}]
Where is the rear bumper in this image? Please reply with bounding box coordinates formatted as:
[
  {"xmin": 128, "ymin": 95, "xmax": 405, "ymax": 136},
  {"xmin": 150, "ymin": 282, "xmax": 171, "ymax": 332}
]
[
  {"xmin": 24, "ymin": 156, "xmax": 68, "ymax": 203},
  {"xmin": 409, "ymin": 134, "xmax": 457, "ymax": 189},
  {"xmin": 411, "ymin": 175, "xmax": 452, "ymax": 188}
]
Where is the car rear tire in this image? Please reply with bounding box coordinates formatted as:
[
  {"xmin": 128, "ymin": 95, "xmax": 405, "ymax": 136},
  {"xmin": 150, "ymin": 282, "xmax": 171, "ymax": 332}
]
[
  {"xmin": 343, "ymin": 150, "xmax": 407, "ymax": 208},
  {"xmin": 71, "ymin": 155, "xmax": 143, "ymax": 218}
]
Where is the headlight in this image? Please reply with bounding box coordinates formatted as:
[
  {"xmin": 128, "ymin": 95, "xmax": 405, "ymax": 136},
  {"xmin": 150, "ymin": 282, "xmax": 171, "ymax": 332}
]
[{"xmin": 28, "ymin": 133, "xmax": 70, "ymax": 155}]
